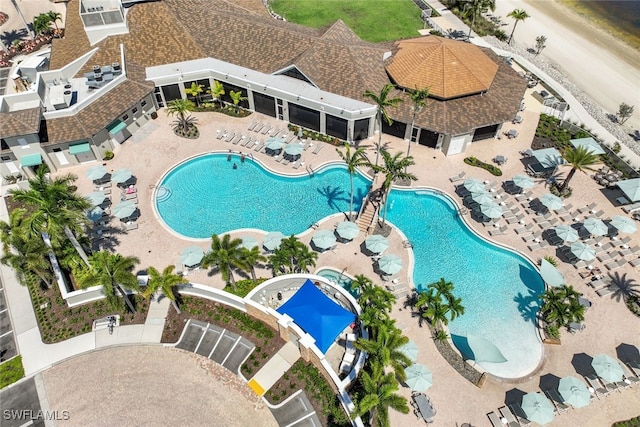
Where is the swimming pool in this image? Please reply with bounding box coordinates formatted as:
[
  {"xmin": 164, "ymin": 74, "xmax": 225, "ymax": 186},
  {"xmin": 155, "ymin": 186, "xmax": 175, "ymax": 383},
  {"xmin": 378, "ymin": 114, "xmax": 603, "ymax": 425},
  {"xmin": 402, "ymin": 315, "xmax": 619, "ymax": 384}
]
[
  {"xmin": 156, "ymin": 154, "xmax": 544, "ymax": 378},
  {"xmin": 316, "ymin": 268, "xmax": 357, "ymax": 297}
]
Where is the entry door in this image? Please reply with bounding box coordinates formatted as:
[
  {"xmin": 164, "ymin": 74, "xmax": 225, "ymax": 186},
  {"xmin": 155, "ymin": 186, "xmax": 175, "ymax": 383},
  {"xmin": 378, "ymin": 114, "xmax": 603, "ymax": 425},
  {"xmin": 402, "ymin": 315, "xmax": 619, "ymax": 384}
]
[
  {"xmin": 411, "ymin": 127, "xmax": 420, "ymax": 142},
  {"xmin": 75, "ymin": 151, "xmax": 96, "ymax": 163},
  {"xmin": 277, "ymin": 104, "xmax": 284, "ymax": 120},
  {"xmin": 447, "ymin": 135, "xmax": 466, "ymax": 155},
  {"xmin": 54, "ymin": 150, "xmax": 69, "ymax": 166}
]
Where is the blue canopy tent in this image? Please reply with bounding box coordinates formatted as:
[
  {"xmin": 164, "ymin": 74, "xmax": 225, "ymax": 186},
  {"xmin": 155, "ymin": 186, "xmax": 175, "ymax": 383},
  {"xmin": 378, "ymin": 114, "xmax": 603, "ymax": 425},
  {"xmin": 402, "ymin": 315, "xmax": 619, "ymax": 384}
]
[{"xmin": 277, "ymin": 279, "xmax": 355, "ymax": 353}]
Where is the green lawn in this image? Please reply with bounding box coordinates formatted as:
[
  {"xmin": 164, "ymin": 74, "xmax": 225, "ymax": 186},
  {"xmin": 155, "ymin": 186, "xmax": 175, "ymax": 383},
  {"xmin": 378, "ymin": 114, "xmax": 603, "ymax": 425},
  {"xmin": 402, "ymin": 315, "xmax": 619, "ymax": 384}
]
[
  {"xmin": 270, "ymin": 0, "xmax": 424, "ymax": 42},
  {"xmin": 0, "ymin": 356, "xmax": 25, "ymax": 389}
]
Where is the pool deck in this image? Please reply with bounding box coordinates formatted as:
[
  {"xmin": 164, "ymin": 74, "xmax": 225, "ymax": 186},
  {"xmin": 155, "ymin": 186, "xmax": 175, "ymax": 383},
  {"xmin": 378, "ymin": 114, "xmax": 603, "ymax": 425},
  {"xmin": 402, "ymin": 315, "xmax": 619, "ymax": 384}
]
[{"xmin": 54, "ymin": 90, "xmax": 639, "ymax": 426}]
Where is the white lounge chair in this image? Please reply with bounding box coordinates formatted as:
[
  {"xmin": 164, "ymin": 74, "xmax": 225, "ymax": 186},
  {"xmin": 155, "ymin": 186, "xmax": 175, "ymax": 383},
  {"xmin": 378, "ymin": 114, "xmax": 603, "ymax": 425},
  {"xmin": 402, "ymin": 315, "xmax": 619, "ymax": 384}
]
[
  {"xmin": 487, "ymin": 412, "xmax": 504, "ymax": 427},
  {"xmin": 498, "ymin": 407, "xmax": 519, "ymax": 427}
]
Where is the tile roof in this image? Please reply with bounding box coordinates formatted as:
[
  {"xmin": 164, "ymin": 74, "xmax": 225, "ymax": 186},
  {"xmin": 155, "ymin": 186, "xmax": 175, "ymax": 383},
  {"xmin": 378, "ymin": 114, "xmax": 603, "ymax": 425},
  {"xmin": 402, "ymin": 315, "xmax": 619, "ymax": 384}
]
[
  {"xmin": 0, "ymin": 107, "xmax": 41, "ymax": 139},
  {"xmin": 386, "ymin": 37, "xmax": 499, "ymax": 99}
]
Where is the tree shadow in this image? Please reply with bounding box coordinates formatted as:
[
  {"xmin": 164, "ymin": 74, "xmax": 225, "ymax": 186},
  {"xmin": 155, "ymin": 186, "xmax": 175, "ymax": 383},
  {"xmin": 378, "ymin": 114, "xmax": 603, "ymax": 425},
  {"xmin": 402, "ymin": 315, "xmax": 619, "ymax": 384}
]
[
  {"xmin": 504, "ymin": 388, "xmax": 527, "ymax": 405},
  {"xmin": 539, "ymin": 373, "xmax": 561, "ymax": 392},
  {"xmin": 316, "ymin": 185, "xmax": 347, "ymax": 210},
  {"xmin": 606, "ymin": 271, "xmax": 639, "ymax": 302},
  {"xmin": 513, "ymin": 290, "xmax": 540, "ymax": 324},
  {"xmin": 571, "ymin": 353, "xmax": 595, "ymax": 377},
  {"xmin": 0, "ymin": 28, "xmax": 28, "ymax": 46},
  {"xmin": 616, "ymin": 343, "xmax": 640, "ymax": 364}
]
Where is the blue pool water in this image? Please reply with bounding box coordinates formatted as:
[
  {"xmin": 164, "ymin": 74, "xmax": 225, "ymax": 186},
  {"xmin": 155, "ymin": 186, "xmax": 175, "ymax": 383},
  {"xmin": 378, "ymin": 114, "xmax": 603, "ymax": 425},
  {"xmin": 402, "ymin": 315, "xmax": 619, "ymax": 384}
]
[
  {"xmin": 316, "ymin": 268, "xmax": 357, "ymax": 297},
  {"xmin": 156, "ymin": 154, "xmax": 544, "ymax": 377}
]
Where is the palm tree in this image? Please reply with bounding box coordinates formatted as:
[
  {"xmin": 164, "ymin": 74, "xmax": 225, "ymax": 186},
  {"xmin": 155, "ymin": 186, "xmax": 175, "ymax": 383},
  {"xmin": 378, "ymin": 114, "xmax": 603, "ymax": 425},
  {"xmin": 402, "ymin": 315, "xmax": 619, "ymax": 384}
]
[
  {"xmin": 363, "ymin": 84, "xmax": 403, "ymax": 166},
  {"xmin": 201, "ymin": 234, "xmax": 249, "ymax": 290},
  {"xmin": 557, "ymin": 146, "xmax": 600, "ymax": 193},
  {"xmin": 184, "ymin": 82, "xmax": 204, "ymax": 106},
  {"xmin": 294, "ymin": 244, "xmax": 317, "ymax": 273},
  {"xmin": 336, "ymin": 145, "xmax": 368, "ymax": 221},
  {"xmin": 240, "ymin": 246, "xmax": 266, "ymax": 283},
  {"xmin": 33, "ymin": 13, "xmax": 52, "ymax": 35},
  {"xmin": 142, "ymin": 265, "xmax": 187, "ymax": 314},
  {"xmin": 77, "ymin": 251, "xmax": 140, "ymax": 312},
  {"xmin": 269, "ymin": 235, "xmax": 317, "ymax": 274},
  {"xmin": 352, "ymin": 362, "xmax": 409, "ymax": 427},
  {"xmin": 414, "ymin": 279, "xmax": 465, "ymax": 329},
  {"xmin": 462, "ymin": 0, "xmax": 496, "ymax": 38},
  {"xmin": 229, "ymin": 90, "xmax": 247, "ymax": 113},
  {"xmin": 352, "ymin": 274, "xmax": 396, "ymax": 315},
  {"xmin": 208, "ymin": 80, "xmax": 225, "ymax": 108},
  {"xmin": 373, "ymin": 150, "xmax": 417, "ymax": 225},
  {"xmin": 535, "ymin": 35, "xmax": 547, "ymax": 55},
  {"xmin": 406, "ymin": 87, "xmax": 430, "ymax": 161},
  {"xmin": 539, "ymin": 285, "xmax": 585, "ymax": 328},
  {"xmin": 47, "ymin": 10, "xmax": 62, "ymax": 30},
  {"xmin": 9, "ymin": 166, "xmax": 91, "ymax": 267},
  {"xmin": 507, "ymin": 9, "xmax": 530, "ymax": 45},
  {"xmin": 165, "ymin": 99, "xmax": 196, "ymax": 134},
  {"xmin": 354, "ymin": 326, "xmax": 411, "ymax": 381},
  {"xmin": 428, "ymin": 278, "xmax": 465, "ymax": 320}
]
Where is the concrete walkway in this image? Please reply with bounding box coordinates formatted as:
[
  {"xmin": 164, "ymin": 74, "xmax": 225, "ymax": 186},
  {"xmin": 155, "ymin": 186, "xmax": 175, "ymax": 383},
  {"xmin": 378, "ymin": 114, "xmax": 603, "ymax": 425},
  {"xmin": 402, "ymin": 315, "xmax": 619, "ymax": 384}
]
[{"xmin": 248, "ymin": 341, "xmax": 300, "ymax": 396}]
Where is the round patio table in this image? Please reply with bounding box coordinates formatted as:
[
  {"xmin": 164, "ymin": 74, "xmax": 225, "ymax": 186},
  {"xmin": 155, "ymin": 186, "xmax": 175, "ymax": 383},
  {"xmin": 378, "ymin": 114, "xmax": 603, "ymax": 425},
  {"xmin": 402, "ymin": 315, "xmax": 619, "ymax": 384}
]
[{"xmin": 606, "ymin": 174, "xmax": 618, "ymax": 182}]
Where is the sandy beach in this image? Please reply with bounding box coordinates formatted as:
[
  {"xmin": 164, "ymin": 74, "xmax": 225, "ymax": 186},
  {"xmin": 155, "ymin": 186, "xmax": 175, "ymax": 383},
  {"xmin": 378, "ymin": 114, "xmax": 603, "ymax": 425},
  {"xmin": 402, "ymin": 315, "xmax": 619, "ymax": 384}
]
[{"xmin": 492, "ymin": 0, "xmax": 640, "ymax": 132}]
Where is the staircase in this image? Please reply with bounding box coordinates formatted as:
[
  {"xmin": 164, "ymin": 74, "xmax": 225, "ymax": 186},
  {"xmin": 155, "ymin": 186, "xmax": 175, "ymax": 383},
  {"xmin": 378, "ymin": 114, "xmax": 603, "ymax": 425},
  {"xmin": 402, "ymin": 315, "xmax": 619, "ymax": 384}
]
[{"xmin": 357, "ymin": 204, "xmax": 377, "ymax": 233}]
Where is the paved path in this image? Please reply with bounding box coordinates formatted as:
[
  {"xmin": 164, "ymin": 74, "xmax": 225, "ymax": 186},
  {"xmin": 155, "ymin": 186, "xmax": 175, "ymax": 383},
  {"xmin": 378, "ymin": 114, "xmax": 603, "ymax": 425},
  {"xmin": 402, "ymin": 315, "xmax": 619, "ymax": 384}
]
[{"xmin": 248, "ymin": 341, "xmax": 300, "ymax": 396}]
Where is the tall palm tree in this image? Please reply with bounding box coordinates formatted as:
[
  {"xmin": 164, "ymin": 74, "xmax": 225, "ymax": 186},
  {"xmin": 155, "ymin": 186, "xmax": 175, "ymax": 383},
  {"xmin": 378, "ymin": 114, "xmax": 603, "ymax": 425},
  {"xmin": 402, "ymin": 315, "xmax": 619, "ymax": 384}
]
[
  {"xmin": 33, "ymin": 13, "xmax": 52, "ymax": 36},
  {"xmin": 428, "ymin": 278, "xmax": 465, "ymax": 320},
  {"xmin": 352, "ymin": 274, "xmax": 396, "ymax": 315},
  {"xmin": 142, "ymin": 265, "xmax": 187, "ymax": 314},
  {"xmin": 77, "ymin": 251, "xmax": 140, "ymax": 312},
  {"xmin": 165, "ymin": 99, "xmax": 196, "ymax": 134},
  {"xmin": 462, "ymin": 0, "xmax": 496, "ymax": 38},
  {"xmin": 229, "ymin": 90, "xmax": 247, "ymax": 113},
  {"xmin": 9, "ymin": 166, "xmax": 91, "ymax": 267},
  {"xmin": 47, "ymin": 10, "xmax": 62, "ymax": 30},
  {"xmin": 363, "ymin": 84, "xmax": 403, "ymax": 167},
  {"xmin": 354, "ymin": 326, "xmax": 411, "ymax": 381},
  {"xmin": 372, "ymin": 150, "xmax": 417, "ymax": 225},
  {"xmin": 201, "ymin": 234, "xmax": 249, "ymax": 290},
  {"xmin": 240, "ymin": 246, "xmax": 266, "ymax": 283},
  {"xmin": 208, "ymin": 80, "xmax": 225, "ymax": 108},
  {"xmin": 352, "ymin": 362, "xmax": 409, "ymax": 427},
  {"xmin": 336, "ymin": 145, "xmax": 368, "ymax": 221},
  {"xmin": 557, "ymin": 146, "xmax": 600, "ymax": 193},
  {"xmin": 406, "ymin": 87, "xmax": 430, "ymax": 160},
  {"xmin": 184, "ymin": 82, "xmax": 204, "ymax": 106},
  {"xmin": 507, "ymin": 9, "xmax": 530, "ymax": 45},
  {"xmin": 539, "ymin": 285, "xmax": 585, "ymax": 328}
]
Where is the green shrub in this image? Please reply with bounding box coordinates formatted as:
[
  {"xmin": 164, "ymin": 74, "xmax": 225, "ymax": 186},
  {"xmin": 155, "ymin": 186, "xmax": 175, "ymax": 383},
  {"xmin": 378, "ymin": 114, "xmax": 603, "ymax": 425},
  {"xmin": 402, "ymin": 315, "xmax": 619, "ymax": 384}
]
[
  {"xmin": 0, "ymin": 356, "xmax": 25, "ymax": 389},
  {"xmin": 545, "ymin": 324, "xmax": 560, "ymax": 339},
  {"xmin": 103, "ymin": 151, "xmax": 114, "ymax": 160},
  {"xmin": 223, "ymin": 278, "xmax": 267, "ymax": 298},
  {"xmin": 433, "ymin": 330, "xmax": 449, "ymax": 341},
  {"xmin": 463, "ymin": 156, "xmax": 502, "ymax": 176},
  {"xmin": 612, "ymin": 416, "xmax": 640, "ymax": 427}
]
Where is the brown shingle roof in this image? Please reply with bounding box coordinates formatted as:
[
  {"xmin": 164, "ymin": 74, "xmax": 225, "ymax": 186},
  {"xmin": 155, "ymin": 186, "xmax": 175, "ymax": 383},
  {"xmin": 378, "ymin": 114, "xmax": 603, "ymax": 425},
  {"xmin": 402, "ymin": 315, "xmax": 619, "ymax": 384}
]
[
  {"xmin": 0, "ymin": 107, "xmax": 41, "ymax": 139},
  {"xmin": 386, "ymin": 37, "xmax": 499, "ymax": 99}
]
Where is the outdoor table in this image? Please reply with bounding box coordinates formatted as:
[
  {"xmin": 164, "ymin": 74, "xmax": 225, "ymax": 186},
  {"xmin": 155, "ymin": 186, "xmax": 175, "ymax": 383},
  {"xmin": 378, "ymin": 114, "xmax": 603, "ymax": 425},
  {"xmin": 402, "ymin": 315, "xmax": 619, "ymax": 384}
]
[
  {"xmin": 413, "ymin": 394, "xmax": 435, "ymax": 421},
  {"xmin": 495, "ymin": 155, "xmax": 505, "ymax": 164},
  {"xmin": 606, "ymin": 174, "xmax": 618, "ymax": 182}
]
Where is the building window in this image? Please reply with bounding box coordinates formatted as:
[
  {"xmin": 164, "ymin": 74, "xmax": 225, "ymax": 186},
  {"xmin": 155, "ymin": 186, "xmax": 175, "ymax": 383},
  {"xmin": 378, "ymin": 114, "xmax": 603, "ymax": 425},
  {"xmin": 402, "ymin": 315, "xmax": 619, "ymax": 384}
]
[
  {"xmin": 141, "ymin": 100, "xmax": 147, "ymax": 107},
  {"xmin": 53, "ymin": 148, "xmax": 61, "ymax": 152},
  {"xmin": 132, "ymin": 107, "xmax": 138, "ymax": 114},
  {"xmin": 1, "ymin": 156, "xmax": 10, "ymax": 161},
  {"xmin": 122, "ymin": 114, "xmax": 129, "ymax": 121}
]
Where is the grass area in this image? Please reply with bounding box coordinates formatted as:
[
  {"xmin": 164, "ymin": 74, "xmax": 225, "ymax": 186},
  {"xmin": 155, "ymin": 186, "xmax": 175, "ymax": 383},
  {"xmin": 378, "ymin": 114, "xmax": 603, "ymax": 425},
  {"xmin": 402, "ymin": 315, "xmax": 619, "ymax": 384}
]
[
  {"xmin": 0, "ymin": 356, "xmax": 25, "ymax": 389},
  {"xmin": 270, "ymin": 0, "xmax": 424, "ymax": 42},
  {"xmin": 223, "ymin": 278, "xmax": 267, "ymax": 298}
]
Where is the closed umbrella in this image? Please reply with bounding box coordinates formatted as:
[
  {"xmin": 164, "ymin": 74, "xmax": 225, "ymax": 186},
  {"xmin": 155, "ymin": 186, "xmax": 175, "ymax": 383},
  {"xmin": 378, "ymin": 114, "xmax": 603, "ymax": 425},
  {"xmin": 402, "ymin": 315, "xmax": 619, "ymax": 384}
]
[
  {"xmin": 365, "ymin": 235, "xmax": 389, "ymax": 254},
  {"xmin": 377, "ymin": 253, "xmax": 403, "ymax": 275},
  {"xmin": 558, "ymin": 376, "xmax": 591, "ymax": 408},
  {"xmin": 86, "ymin": 206, "xmax": 105, "ymax": 222},
  {"xmin": 570, "ymin": 241, "xmax": 596, "ymax": 261},
  {"xmin": 312, "ymin": 230, "xmax": 336, "ymax": 250},
  {"xmin": 265, "ymin": 137, "xmax": 285, "ymax": 151},
  {"xmin": 480, "ymin": 202, "xmax": 503, "ymax": 219},
  {"xmin": 591, "ymin": 354, "xmax": 624, "ymax": 383},
  {"xmin": 111, "ymin": 168, "xmax": 133, "ymax": 184},
  {"xmin": 86, "ymin": 191, "xmax": 107, "ymax": 206},
  {"xmin": 297, "ymin": 127, "xmax": 303, "ymax": 139},
  {"xmin": 611, "ymin": 215, "xmax": 637, "ymax": 234},
  {"xmin": 463, "ymin": 178, "xmax": 485, "ymax": 193},
  {"xmin": 86, "ymin": 165, "xmax": 108, "ymax": 181},
  {"xmin": 512, "ymin": 174, "xmax": 535, "ymax": 189},
  {"xmin": 112, "ymin": 200, "xmax": 137, "ymax": 219},
  {"xmin": 554, "ymin": 224, "xmax": 579, "ymax": 243},
  {"xmin": 335, "ymin": 221, "xmax": 359, "ymax": 240},
  {"xmin": 404, "ymin": 364, "xmax": 432, "ymax": 392},
  {"xmin": 583, "ymin": 217, "xmax": 608, "ymax": 236},
  {"xmin": 240, "ymin": 236, "xmax": 258, "ymax": 250},
  {"xmin": 399, "ymin": 340, "xmax": 419, "ymax": 362},
  {"xmin": 263, "ymin": 231, "xmax": 285, "ymax": 251},
  {"xmin": 471, "ymin": 191, "xmax": 494, "ymax": 205},
  {"xmin": 466, "ymin": 334, "xmax": 507, "ymax": 363},
  {"xmin": 284, "ymin": 143, "xmax": 304, "ymax": 157},
  {"xmin": 521, "ymin": 392, "xmax": 554, "ymax": 425},
  {"xmin": 540, "ymin": 193, "xmax": 564, "ymax": 211},
  {"xmin": 539, "ymin": 259, "xmax": 565, "ymax": 287},
  {"xmin": 180, "ymin": 245, "xmax": 205, "ymax": 267}
]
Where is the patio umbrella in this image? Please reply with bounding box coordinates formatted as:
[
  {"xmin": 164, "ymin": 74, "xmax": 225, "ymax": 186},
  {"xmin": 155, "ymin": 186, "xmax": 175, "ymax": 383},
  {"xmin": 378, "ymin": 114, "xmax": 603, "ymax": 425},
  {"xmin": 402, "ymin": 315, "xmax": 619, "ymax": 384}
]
[
  {"xmin": 521, "ymin": 392, "xmax": 554, "ymax": 425},
  {"xmin": 297, "ymin": 127, "xmax": 303, "ymax": 138},
  {"xmin": 610, "ymin": 215, "xmax": 637, "ymax": 234},
  {"xmin": 263, "ymin": 231, "xmax": 285, "ymax": 251},
  {"xmin": 265, "ymin": 137, "xmax": 285, "ymax": 151},
  {"xmin": 463, "ymin": 178, "xmax": 485, "ymax": 193},
  {"xmin": 335, "ymin": 221, "xmax": 359, "ymax": 241},
  {"xmin": 399, "ymin": 340, "xmax": 419, "ymax": 362},
  {"xmin": 466, "ymin": 334, "xmax": 507, "ymax": 363},
  {"xmin": 583, "ymin": 217, "xmax": 608, "ymax": 236},
  {"xmin": 312, "ymin": 230, "xmax": 337, "ymax": 250},
  {"xmin": 540, "ymin": 193, "xmax": 564, "ymax": 211},
  {"xmin": 554, "ymin": 224, "xmax": 579, "ymax": 243},
  {"xmin": 570, "ymin": 241, "xmax": 596, "ymax": 261},
  {"xmin": 539, "ymin": 259, "xmax": 565, "ymax": 287},
  {"xmin": 85, "ymin": 191, "xmax": 107, "ymax": 206},
  {"xmin": 86, "ymin": 165, "xmax": 108, "ymax": 181},
  {"xmin": 558, "ymin": 376, "xmax": 591, "ymax": 408},
  {"xmin": 591, "ymin": 354, "xmax": 624, "ymax": 383},
  {"xmin": 512, "ymin": 174, "xmax": 535, "ymax": 189},
  {"xmin": 284, "ymin": 143, "xmax": 304, "ymax": 157},
  {"xmin": 365, "ymin": 235, "xmax": 389, "ymax": 254},
  {"xmin": 111, "ymin": 168, "xmax": 133, "ymax": 184},
  {"xmin": 377, "ymin": 253, "xmax": 403, "ymax": 275},
  {"xmin": 240, "ymin": 236, "xmax": 258, "ymax": 250},
  {"xmin": 180, "ymin": 245, "xmax": 205, "ymax": 267},
  {"xmin": 471, "ymin": 191, "xmax": 494, "ymax": 205},
  {"xmin": 112, "ymin": 200, "xmax": 137, "ymax": 219},
  {"xmin": 86, "ymin": 206, "xmax": 104, "ymax": 222},
  {"xmin": 617, "ymin": 178, "xmax": 640, "ymax": 202},
  {"xmin": 480, "ymin": 202, "xmax": 503, "ymax": 219},
  {"xmin": 404, "ymin": 364, "xmax": 432, "ymax": 392}
]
